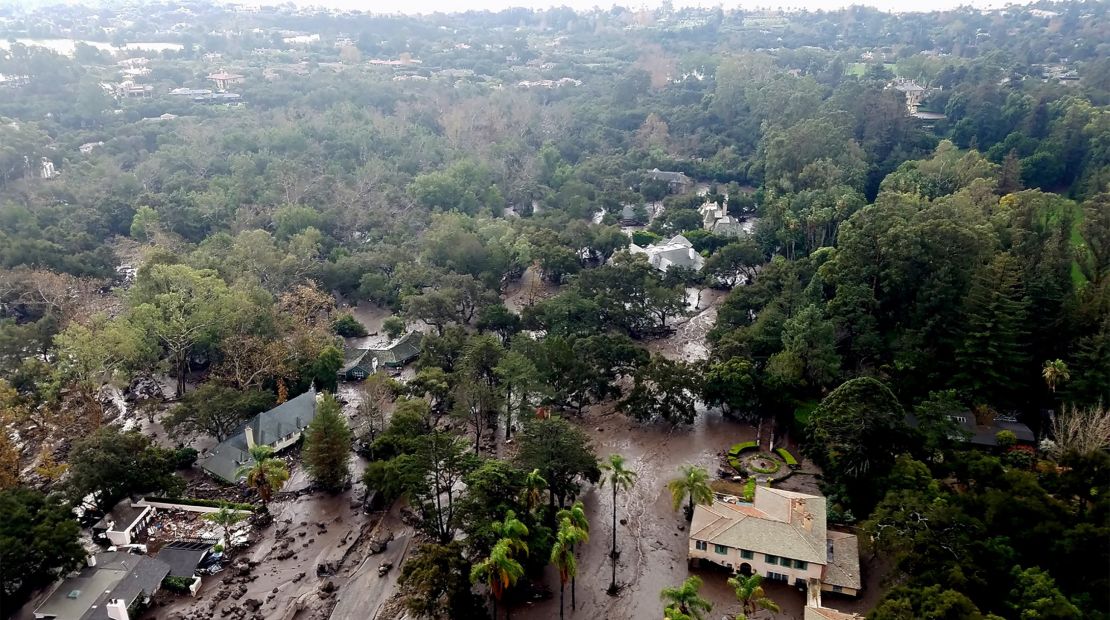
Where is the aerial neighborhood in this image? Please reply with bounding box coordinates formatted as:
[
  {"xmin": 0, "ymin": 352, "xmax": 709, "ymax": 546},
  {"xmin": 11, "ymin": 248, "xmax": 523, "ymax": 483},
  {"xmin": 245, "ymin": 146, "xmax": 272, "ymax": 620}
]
[{"xmin": 0, "ymin": 1, "xmax": 1107, "ymax": 620}]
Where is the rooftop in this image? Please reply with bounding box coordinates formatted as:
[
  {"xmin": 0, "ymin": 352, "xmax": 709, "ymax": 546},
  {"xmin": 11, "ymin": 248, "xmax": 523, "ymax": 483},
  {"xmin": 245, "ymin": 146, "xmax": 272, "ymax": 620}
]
[
  {"xmin": 691, "ymin": 486, "xmax": 828, "ymax": 564},
  {"xmin": 34, "ymin": 552, "xmax": 170, "ymax": 620},
  {"xmin": 198, "ymin": 387, "xmax": 317, "ymax": 482},
  {"xmin": 92, "ymin": 499, "xmax": 147, "ymax": 534},
  {"xmin": 155, "ymin": 540, "xmax": 215, "ymax": 578}
]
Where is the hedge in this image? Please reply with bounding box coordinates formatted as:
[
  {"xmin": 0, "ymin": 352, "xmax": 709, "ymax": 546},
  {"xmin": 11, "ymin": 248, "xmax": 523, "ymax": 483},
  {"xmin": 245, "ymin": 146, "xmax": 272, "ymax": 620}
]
[
  {"xmin": 776, "ymin": 448, "xmax": 799, "ymax": 467},
  {"xmin": 162, "ymin": 575, "xmax": 195, "ymax": 594},
  {"xmin": 728, "ymin": 456, "xmax": 743, "ymax": 471},
  {"xmin": 144, "ymin": 497, "xmax": 255, "ymax": 512},
  {"xmin": 742, "ymin": 479, "xmax": 756, "ymax": 502},
  {"xmin": 728, "ymin": 441, "xmax": 758, "ymax": 457}
]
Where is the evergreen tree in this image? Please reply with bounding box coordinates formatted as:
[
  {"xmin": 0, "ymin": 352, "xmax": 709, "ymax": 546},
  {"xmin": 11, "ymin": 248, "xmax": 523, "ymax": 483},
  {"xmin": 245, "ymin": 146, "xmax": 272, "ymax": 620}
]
[
  {"xmin": 954, "ymin": 254, "xmax": 1029, "ymax": 406},
  {"xmin": 302, "ymin": 393, "xmax": 353, "ymax": 493},
  {"xmin": 999, "ymin": 149, "xmax": 1024, "ymax": 194}
]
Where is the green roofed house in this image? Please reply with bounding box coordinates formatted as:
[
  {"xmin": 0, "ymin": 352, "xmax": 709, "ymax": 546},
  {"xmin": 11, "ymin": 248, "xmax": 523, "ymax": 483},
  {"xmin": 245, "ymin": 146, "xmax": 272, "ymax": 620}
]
[
  {"xmin": 339, "ymin": 332, "xmax": 423, "ymax": 381},
  {"xmin": 198, "ymin": 387, "xmax": 318, "ymax": 483}
]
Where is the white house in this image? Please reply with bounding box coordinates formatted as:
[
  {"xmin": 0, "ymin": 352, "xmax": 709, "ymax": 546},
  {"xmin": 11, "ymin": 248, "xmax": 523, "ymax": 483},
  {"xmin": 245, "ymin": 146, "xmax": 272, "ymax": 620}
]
[
  {"xmin": 628, "ymin": 234, "xmax": 705, "ymax": 272},
  {"xmin": 688, "ymin": 486, "xmax": 862, "ymax": 596},
  {"xmin": 698, "ymin": 199, "xmax": 744, "ymax": 237},
  {"xmin": 92, "ymin": 499, "xmax": 153, "ymax": 546}
]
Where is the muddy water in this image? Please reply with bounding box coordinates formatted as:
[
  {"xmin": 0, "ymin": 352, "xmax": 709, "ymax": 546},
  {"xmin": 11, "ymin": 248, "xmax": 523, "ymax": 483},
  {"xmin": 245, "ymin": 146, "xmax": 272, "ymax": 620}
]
[{"xmin": 512, "ymin": 404, "xmax": 771, "ymax": 620}]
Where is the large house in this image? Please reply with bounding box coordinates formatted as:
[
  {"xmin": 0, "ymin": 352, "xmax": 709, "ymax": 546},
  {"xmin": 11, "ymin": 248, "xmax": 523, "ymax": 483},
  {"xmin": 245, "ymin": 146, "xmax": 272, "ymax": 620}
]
[
  {"xmin": 645, "ymin": 168, "xmax": 693, "ymax": 193},
  {"xmin": 92, "ymin": 499, "xmax": 153, "ymax": 547},
  {"xmin": 906, "ymin": 411, "xmax": 1035, "ymax": 448},
  {"xmin": 339, "ymin": 332, "xmax": 424, "ymax": 381},
  {"xmin": 688, "ymin": 486, "xmax": 862, "ymax": 597},
  {"xmin": 198, "ymin": 387, "xmax": 318, "ymax": 482},
  {"xmin": 34, "ymin": 552, "xmax": 170, "ymax": 620},
  {"xmin": 629, "ymin": 234, "xmax": 705, "ymax": 272},
  {"xmin": 698, "ymin": 200, "xmax": 745, "ymax": 237}
]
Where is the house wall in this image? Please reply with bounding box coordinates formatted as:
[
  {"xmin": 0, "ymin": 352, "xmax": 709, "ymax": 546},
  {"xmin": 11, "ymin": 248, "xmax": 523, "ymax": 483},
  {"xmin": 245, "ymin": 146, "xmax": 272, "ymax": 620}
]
[
  {"xmin": 688, "ymin": 538, "xmax": 823, "ymax": 584},
  {"xmin": 820, "ymin": 583, "xmax": 859, "ymax": 597},
  {"xmin": 106, "ymin": 506, "xmax": 153, "ymax": 546},
  {"xmin": 269, "ymin": 432, "xmax": 302, "ymax": 452}
]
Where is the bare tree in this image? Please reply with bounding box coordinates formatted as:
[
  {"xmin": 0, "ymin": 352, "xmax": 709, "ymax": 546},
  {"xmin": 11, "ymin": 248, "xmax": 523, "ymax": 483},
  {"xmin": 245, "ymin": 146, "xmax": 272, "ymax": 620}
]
[{"xmin": 1048, "ymin": 403, "xmax": 1110, "ymax": 457}]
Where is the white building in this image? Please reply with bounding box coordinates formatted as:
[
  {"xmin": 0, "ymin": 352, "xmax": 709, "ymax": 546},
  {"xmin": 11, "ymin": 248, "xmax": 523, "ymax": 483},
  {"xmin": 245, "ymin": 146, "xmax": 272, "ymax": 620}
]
[
  {"xmin": 629, "ymin": 234, "xmax": 705, "ymax": 272},
  {"xmin": 688, "ymin": 486, "xmax": 862, "ymax": 597}
]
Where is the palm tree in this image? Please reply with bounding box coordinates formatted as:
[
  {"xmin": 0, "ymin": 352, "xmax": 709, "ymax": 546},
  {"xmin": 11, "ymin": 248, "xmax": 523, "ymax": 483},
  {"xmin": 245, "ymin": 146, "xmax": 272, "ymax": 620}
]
[
  {"xmin": 491, "ymin": 509, "xmax": 530, "ymax": 559},
  {"xmin": 236, "ymin": 445, "xmax": 290, "ymax": 508},
  {"xmin": 471, "ymin": 538, "xmax": 525, "ymax": 620},
  {"xmin": 522, "ymin": 468, "xmax": 547, "ymax": 513},
  {"xmin": 664, "ymin": 606, "xmax": 694, "ymax": 620},
  {"xmin": 550, "ymin": 525, "xmax": 578, "ymax": 620},
  {"xmin": 728, "ymin": 573, "xmax": 780, "ymax": 619},
  {"xmin": 202, "ymin": 501, "xmax": 248, "ymax": 555},
  {"xmin": 660, "ymin": 576, "xmax": 713, "ymax": 620},
  {"xmin": 599, "ymin": 453, "xmax": 637, "ymax": 594},
  {"xmin": 667, "ymin": 464, "xmax": 714, "ymax": 520},
  {"xmin": 556, "ymin": 501, "xmax": 589, "ymax": 611},
  {"xmin": 1043, "ymin": 359, "xmax": 1071, "ymax": 393}
]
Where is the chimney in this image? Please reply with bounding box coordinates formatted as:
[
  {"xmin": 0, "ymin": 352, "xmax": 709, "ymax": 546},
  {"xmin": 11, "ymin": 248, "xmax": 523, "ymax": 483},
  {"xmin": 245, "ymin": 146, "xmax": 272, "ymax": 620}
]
[
  {"xmin": 245, "ymin": 426, "xmax": 256, "ymax": 449},
  {"xmin": 106, "ymin": 599, "xmax": 130, "ymax": 620}
]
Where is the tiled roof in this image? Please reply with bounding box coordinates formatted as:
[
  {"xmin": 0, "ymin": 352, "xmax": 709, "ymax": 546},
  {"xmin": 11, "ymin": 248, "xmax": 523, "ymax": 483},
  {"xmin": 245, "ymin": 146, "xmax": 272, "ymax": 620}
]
[
  {"xmin": 805, "ymin": 607, "xmax": 864, "ymax": 620},
  {"xmin": 199, "ymin": 387, "xmax": 317, "ymax": 482},
  {"xmin": 823, "ymin": 530, "xmax": 862, "ymax": 590},
  {"xmin": 691, "ymin": 487, "xmax": 828, "ymax": 564}
]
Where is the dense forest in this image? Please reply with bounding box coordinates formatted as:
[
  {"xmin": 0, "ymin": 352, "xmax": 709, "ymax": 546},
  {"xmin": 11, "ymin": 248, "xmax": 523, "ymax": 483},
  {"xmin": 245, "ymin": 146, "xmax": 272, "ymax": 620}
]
[{"xmin": 0, "ymin": 1, "xmax": 1107, "ymax": 619}]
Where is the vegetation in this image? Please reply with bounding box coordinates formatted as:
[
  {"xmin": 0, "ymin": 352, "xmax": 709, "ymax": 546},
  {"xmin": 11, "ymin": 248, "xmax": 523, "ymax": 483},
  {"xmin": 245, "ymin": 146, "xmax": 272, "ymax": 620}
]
[
  {"xmin": 202, "ymin": 501, "xmax": 248, "ymax": 554},
  {"xmin": 599, "ymin": 453, "xmax": 636, "ymax": 593},
  {"xmin": 302, "ymin": 393, "xmax": 353, "ymax": 492},
  {"xmin": 728, "ymin": 573, "xmax": 780, "ymax": 620},
  {"xmin": 667, "ymin": 465, "xmax": 714, "ymax": 520},
  {"xmin": 661, "ymin": 576, "xmax": 713, "ymax": 620},
  {"xmin": 0, "ymin": 0, "xmax": 1106, "ymax": 615}
]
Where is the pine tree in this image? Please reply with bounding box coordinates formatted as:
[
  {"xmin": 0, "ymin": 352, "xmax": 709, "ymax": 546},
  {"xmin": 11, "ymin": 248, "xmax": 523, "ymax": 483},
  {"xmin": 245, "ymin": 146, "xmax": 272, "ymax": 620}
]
[
  {"xmin": 302, "ymin": 393, "xmax": 352, "ymax": 492},
  {"xmin": 955, "ymin": 254, "xmax": 1029, "ymax": 406},
  {"xmin": 999, "ymin": 149, "xmax": 1024, "ymax": 195}
]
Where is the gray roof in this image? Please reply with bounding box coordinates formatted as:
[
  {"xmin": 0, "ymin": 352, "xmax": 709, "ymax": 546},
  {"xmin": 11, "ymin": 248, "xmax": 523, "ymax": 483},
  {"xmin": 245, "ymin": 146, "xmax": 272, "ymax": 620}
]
[
  {"xmin": 646, "ymin": 168, "xmax": 691, "ymax": 184},
  {"xmin": 155, "ymin": 541, "xmax": 215, "ymax": 578},
  {"xmin": 199, "ymin": 387, "xmax": 317, "ymax": 482},
  {"xmin": 691, "ymin": 487, "xmax": 828, "ymax": 564},
  {"xmin": 340, "ymin": 347, "xmax": 371, "ymax": 373},
  {"xmin": 372, "ymin": 332, "xmax": 423, "ymax": 366},
  {"xmin": 905, "ymin": 412, "xmax": 1034, "ymax": 447},
  {"xmin": 35, "ymin": 552, "xmax": 170, "ymax": 620},
  {"xmin": 823, "ymin": 530, "xmax": 862, "ymax": 590},
  {"xmin": 92, "ymin": 499, "xmax": 147, "ymax": 534}
]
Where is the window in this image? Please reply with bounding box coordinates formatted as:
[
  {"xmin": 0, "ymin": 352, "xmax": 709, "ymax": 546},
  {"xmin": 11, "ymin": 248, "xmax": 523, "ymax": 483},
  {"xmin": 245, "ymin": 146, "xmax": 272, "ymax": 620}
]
[
  {"xmin": 695, "ymin": 540, "xmax": 707, "ymax": 551},
  {"xmin": 714, "ymin": 544, "xmax": 728, "ymax": 555},
  {"xmin": 740, "ymin": 549, "xmax": 753, "ymax": 560},
  {"xmin": 766, "ymin": 571, "xmax": 788, "ymax": 582},
  {"xmin": 765, "ymin": 554, "xmax": 778, "ymax": 565},
  {"xmin": 794, "ymin": 560, "xmax": 808, "ymax": 570}
]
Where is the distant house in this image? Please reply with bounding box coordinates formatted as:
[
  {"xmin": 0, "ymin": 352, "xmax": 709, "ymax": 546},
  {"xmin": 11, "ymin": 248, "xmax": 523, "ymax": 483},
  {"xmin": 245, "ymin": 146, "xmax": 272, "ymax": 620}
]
[
  {"xmin": 906, "ymin": 411, "xmax": 1035, "ymax": 448},
  {"xmin": 79, "ymin": 141, "xmax": 104, "ymax": 155},
  {"xmin": 805, "ymin": 606, "xmax": 864, "ymax": 620},
  {"xmin": 198, "ymin": 387, "xmax": 318, "ymax": 482},
  {"xmin": 889, "ymin": 78, "xmax": 928, "ymax": 114},
  {"xmin": 93, "ymin": 499, "xmax": 153, "ymax": 547},
  {"xmin": 645, "ymin": 168, "xmax": 693, "ymax": 193},
  {"xmin": 689, "ymin": 486, "xmax": 862, "ymax": 597},
  {"xmin": 619, "ymin": 204, "xmax": 645, "ymax": 226},
  {"xmin": 339, "ymin": 332, "xmax": 424, "ymax": 381},
  {"xmin": 206, "ymin": 71, "xmax": 244, "ymax": 90},
  {"xmin": 698, "ymin": 200, "xmax": 744, "ymax": 237},
  {"xmin": 629, "ymin": 234, "xmax": 705, "ymax": 272},
  {"xmin": 34, "ymin": 551, "xmax": 170, "ymax": 620}
]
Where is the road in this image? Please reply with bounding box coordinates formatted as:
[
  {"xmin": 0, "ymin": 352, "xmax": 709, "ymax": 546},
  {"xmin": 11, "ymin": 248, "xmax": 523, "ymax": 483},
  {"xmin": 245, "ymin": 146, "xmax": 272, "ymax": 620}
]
[{"xmin": 329, "ymin": 506, "xmax": 413, "ymax": 620}]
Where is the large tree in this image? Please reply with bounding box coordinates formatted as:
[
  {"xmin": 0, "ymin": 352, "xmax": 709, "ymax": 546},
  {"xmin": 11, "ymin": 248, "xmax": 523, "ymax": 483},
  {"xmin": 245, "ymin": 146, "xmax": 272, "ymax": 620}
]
[
  {"xmin": 302, "ymin": 393, "xmax": 353, "ymax": 492},
  {"xmin": 806, "ymin": 377, "xmax": 908, "ymax": 496},
  {"xmin": 164, "ymin": 384, "xmax": 274, "ymax": 442},
  {"xmin": 0, "ymin": 489, "xmax": 85, "ymax": 616},
  {"xmin": 620, "ymin": 356, "xmax": 703, "ymax": 424},
  {"xmin": 600, "ymin": 453, "xmax": 636, "ymax": 593},
  {"xmin": 66, "ymin": 427, "xmax": 185, "ymax": 511},
  {"xmin": 515, "ymin": 417, "xmax": 599, "ymax": 509}
]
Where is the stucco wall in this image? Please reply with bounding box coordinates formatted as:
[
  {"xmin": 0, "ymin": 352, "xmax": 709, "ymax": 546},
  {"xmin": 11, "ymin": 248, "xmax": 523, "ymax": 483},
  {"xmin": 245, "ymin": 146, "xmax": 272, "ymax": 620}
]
[{"xmin": 688, "ymin": 539, "xmax": 823, "ymax": 583}]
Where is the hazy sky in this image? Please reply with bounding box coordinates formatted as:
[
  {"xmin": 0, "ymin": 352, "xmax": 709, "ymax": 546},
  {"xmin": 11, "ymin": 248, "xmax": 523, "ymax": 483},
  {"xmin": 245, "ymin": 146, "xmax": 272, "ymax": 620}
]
[{"xmin": 304, "ymin": 0, "xmax": 1034, "ymax": 15}]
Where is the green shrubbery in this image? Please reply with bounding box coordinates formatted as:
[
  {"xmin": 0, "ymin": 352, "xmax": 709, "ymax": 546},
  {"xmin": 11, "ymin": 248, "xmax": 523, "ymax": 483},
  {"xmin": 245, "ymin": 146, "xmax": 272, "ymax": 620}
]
[
  {"xmin": 728, "ymin": 441, "xmax": 758, "ymax": 457},
  {"xmin": 776, "ymin": 448, "xmax": 799, "ymax": 467},
  {"xmin": 162, "ymin": 575, "xmax": 195, "ymax": 594},
  {"xmin": 742, "ymin": 478, "xmax": 756, "ymax": 502}
]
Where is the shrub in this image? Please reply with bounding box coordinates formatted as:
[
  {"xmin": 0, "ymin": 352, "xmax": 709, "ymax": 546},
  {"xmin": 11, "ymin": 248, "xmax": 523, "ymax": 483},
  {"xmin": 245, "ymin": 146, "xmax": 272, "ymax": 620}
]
[
  {"xmin": 382, "ymin": 316, "xmax": 406, "ymax": 340},
  {"xmin": 172, "ymin": 447, "xmax": 198, "ymax": 469},
  {"xmin": 742, "ymin": 478, "xmax": 756, "ymax": 502},
  {"xmin": 749, "ymin": 456, "xmax": 781, "ymax": 474},
  {"xmin": 776, "ymin": 448, "xmax": 799, "ymax": 467},
  {"xmin": 333, "ymin": 313, "xmax": 368, "ymax": 337},
  {"xmin": 995, "ymin": 430, "xmax": 1017, "ymax": 450},
  {"xmin": 162, "ymin": 575, "xmax": 195, "ymax": 594},
  {"xmin": 728, "ymin": 441, "xmax": 758, "ymax": 457},
  {"xmin": 728, "ymin": 456, "xmax": 743, "ymax": 471},
  {"xmin": 631, "ymin": 230, "xmax": 661, "ymax": 246}
]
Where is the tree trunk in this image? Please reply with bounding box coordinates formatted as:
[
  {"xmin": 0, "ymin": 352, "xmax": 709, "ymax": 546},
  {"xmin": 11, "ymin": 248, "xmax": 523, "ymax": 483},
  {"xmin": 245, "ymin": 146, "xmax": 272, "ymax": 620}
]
[
  {"xmin": 493, "ymin": 595, "xmax": 497, "ymax": 620},
  {"xmin": 559, "ymin": 583, "xmax": 565, "ymax": 620},
  {"xmin": 571, "ymin": 573, "xmax": 576, "ymax": 610},
  {"xmin": 505, "ymin": 385, "xmax": 513, "ymax": 440},
  {"xmin": 611, "ymin": 485, "xmax": 618, "ymax": 558}
]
